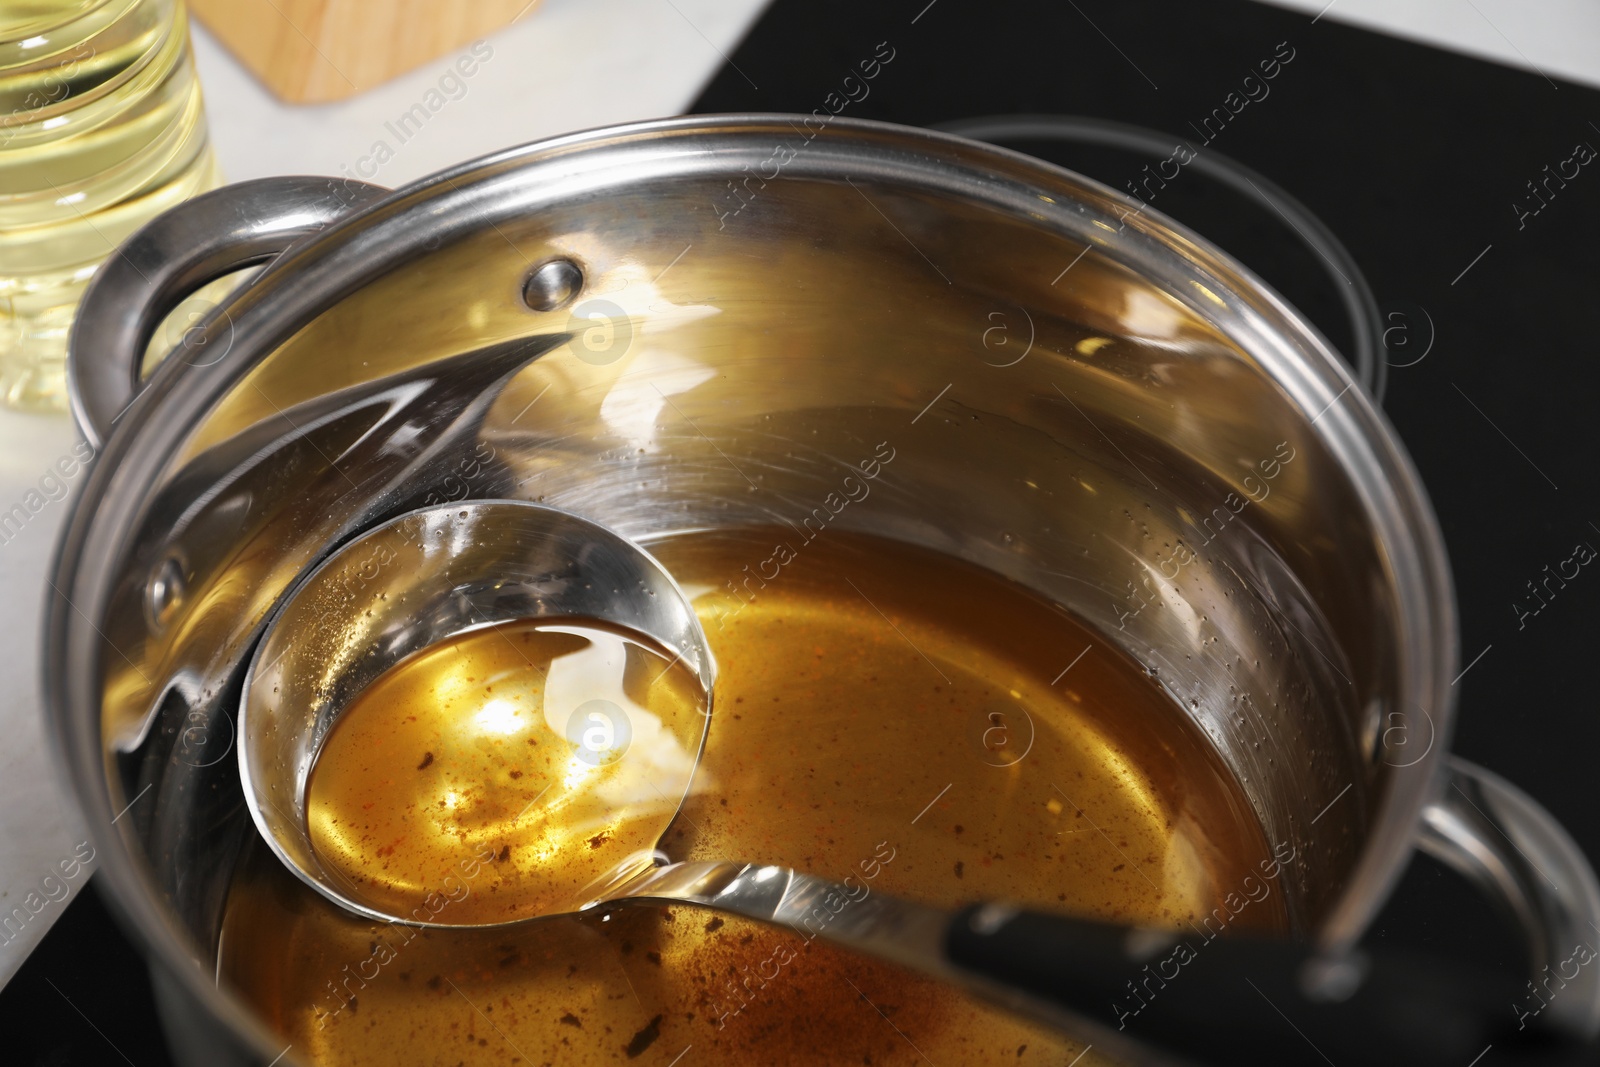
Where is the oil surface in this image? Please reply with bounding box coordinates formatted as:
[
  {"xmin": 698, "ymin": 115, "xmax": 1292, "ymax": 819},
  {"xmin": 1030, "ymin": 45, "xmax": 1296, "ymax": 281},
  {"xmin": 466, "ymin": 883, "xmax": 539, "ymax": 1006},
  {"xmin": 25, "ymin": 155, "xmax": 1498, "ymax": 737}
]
[
  {"xmin": 220, "ymin": 527, "xmax": 1284, "ymax": 1066},
  {"xmin": 306, "ymin": 620, "xmax": 709, "ymax": 926}
]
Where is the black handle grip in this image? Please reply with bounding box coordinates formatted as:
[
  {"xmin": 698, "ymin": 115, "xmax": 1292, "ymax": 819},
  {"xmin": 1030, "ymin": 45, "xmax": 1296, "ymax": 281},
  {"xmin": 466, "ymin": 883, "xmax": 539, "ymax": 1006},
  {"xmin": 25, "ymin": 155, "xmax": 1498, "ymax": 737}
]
[{"xmin": 945, "ymin": 904, "xmax": 1589, "ymax": 1066}]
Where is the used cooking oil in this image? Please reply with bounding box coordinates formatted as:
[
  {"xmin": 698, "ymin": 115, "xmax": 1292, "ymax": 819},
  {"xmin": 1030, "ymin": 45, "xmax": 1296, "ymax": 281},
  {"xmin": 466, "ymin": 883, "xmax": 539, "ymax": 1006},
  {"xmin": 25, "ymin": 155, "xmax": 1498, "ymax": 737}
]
[
  {"xmin": 0, "ymin": 0, "xmax": 221, "ymax": 411},
  {"xmin": 306, "ymin": 619, "xmax": 710, "ymax": 926},
  {"xmin": 221, "ymin": 528, "xmax": 1285, "ymax": 1066}
]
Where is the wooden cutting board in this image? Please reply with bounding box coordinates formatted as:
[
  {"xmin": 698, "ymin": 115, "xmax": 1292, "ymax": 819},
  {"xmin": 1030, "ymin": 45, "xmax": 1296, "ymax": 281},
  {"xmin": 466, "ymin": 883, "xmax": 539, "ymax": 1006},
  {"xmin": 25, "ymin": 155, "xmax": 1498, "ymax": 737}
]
[{"xmin": 188, "ymin": 0, "xmax": 536, "ymax": 104}]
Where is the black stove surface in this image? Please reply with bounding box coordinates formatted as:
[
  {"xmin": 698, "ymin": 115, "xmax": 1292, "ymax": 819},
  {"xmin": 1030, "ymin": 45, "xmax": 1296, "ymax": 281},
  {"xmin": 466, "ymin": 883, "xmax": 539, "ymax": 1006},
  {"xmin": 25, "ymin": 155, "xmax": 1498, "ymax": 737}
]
[{"xmin": 7, "ymin": 1, "xmax": 1598, "ymax": 1063}]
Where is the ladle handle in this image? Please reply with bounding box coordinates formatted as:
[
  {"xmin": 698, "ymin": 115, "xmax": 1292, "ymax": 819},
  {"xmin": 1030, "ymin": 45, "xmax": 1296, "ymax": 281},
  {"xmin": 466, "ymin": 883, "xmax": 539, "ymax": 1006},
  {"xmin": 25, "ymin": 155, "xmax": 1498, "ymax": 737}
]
[
  {"xmin": 945, "ymin": 903, "xmax": 1581, "ymax": 1066},
  {"xmin": 66, "ymin": 175, "xmax": 387, "ymax": 449}
]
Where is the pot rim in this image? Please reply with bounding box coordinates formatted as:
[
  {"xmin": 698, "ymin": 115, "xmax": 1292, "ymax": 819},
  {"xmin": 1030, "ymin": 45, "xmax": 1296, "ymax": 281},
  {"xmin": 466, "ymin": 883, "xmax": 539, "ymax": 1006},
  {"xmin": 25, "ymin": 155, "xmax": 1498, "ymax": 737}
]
[{"xmin": 45, "ymin": 112, "xmax": 1457, "ymax": 1062}]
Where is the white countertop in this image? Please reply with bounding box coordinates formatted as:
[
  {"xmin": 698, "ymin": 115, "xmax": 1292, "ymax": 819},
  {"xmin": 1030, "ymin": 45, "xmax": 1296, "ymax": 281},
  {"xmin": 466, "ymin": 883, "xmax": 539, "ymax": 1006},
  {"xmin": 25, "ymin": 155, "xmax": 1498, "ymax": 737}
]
[
  {"xmin": 1, "ymin": 0, "xmax": 1593, "ymax": 989},
  {"xmin": 0, "ymin": 412, "xmax": 93, "ymax": 987},
  {"xmin": 1258, "ymin": 0, "xmax": 1600, "ymax": 90}
]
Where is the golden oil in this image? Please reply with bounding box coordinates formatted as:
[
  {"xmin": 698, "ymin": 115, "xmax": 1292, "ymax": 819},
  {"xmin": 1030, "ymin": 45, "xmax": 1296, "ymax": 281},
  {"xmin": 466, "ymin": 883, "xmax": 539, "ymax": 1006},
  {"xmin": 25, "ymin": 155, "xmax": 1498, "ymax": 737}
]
[
  {"xmin": 222, "ymin": 528, "xmax": 1283, "ymax": 1065},
  {"xmin": 0, "ymin": 0, "xmax": 221, "ymax": 411},
  {"xmin": 305, "ymin": 618, "xmax": 710, "ymax": 926}
]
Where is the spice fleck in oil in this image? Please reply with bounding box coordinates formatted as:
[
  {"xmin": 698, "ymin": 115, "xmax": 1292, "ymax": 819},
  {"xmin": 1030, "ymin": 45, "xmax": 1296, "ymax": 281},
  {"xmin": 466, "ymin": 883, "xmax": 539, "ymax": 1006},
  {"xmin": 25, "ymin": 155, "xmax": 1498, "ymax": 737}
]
[{"xmin": 221, "ymin": 528, "xmax": 1285, "ymax": 1066}]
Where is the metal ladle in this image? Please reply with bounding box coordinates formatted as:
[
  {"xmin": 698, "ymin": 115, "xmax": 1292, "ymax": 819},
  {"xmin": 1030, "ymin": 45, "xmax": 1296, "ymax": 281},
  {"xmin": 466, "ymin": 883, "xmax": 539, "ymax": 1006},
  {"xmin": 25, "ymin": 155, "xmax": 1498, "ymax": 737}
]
[
  {"xmin": 237, "ymin": 501, "xmax": 1534, "ymax": 1066},
  {"xmin": 238, "ymin": 499, "xmax": 718, "ymax": 929}
]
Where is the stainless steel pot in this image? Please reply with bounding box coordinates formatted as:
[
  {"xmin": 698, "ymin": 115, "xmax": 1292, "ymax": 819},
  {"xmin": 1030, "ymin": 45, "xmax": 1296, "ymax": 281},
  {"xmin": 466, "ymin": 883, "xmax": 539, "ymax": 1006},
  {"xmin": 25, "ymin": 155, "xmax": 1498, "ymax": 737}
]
[{"xmin": 47, "ymin": 115, "xmax": 1600, "ymax": 1065}]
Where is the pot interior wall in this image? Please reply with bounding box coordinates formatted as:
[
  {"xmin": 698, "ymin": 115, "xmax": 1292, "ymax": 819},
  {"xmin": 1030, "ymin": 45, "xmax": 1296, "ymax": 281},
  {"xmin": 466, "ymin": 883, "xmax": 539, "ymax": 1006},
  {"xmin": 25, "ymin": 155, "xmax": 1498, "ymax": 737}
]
[{"xmin": 101, "ymin": 162, "xmax": 1398, "ymax": 982}]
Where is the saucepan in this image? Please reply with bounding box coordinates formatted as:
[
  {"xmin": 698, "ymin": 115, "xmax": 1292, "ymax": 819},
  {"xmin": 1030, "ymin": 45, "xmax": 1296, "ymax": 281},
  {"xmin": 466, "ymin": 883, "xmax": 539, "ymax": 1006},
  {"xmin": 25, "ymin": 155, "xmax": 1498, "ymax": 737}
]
[{"xmin": 44, "ymin": 115, "xmax": 1600, "ymax": 1064}]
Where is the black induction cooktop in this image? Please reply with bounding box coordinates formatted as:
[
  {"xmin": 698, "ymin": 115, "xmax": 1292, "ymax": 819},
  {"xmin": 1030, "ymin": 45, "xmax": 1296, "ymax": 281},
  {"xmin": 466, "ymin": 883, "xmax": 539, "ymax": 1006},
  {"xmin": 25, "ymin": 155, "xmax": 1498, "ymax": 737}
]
[{"xmin": 8, "ymin": 1, "xmax": 1599, "ymax": 1063}]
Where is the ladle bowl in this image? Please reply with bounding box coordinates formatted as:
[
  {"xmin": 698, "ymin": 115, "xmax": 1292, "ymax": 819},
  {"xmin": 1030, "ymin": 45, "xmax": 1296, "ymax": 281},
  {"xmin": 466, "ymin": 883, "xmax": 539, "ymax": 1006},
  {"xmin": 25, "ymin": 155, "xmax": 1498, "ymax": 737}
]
[{"xmin": 237, "ymin": 500, "xmax": 715, "ymax": 925}]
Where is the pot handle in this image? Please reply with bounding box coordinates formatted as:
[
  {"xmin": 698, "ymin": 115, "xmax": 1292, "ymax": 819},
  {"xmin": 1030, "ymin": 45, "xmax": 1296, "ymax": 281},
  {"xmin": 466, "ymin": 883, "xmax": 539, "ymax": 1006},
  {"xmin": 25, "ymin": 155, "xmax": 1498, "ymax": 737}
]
[
  {"xmin": 1419, "ymin": 754, "xmax": 1600, "ymax": 1038},
  {"xmin": 67, "ymin": 175, "xmax": 388, "ymax": 449}
]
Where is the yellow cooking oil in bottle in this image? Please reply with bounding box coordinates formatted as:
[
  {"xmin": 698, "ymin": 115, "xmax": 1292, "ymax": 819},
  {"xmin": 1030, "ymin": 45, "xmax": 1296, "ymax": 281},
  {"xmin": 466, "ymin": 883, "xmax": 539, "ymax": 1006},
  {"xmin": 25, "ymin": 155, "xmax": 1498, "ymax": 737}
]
[{"xmin": 0, "ymin": 0, "xmax": 221, "ymax": 411}]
